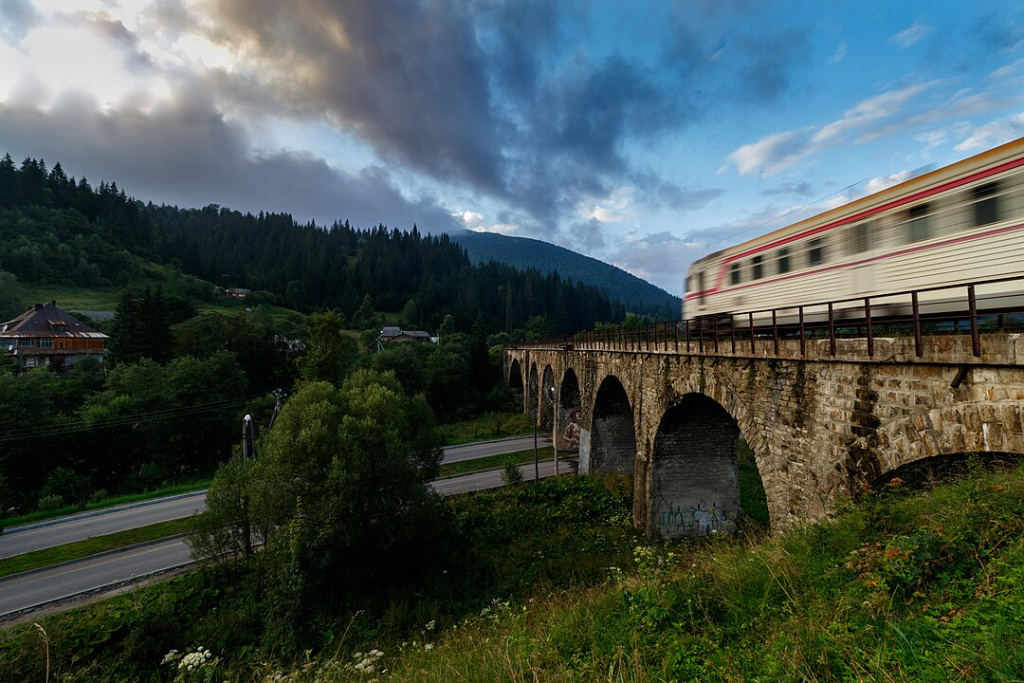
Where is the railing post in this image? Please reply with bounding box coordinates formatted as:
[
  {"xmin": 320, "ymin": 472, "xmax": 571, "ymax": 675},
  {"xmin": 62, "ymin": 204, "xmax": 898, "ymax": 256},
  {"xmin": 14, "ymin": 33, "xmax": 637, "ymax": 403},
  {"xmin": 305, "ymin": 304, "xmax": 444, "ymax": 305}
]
[
  {"xmin": 713, "ymin": 317, "xmax": 719, "ymax": 354},
  {"xmin": 748, "ymin": 312, "xmax": 755, "ymax": 354},
  {"xmin": 772, "ymin": 309, "xmax": 779, "ymax": 356},
  {"xmin": 799, "ymin": 306, "xmax": 805, "ymax": 356},
  {"xmin": 698, "ymin": 318, "xmax": 705, "ymax": 354},
  {"xmin": 828, "ymin": 302, "xmax": 836, "ymax": 357},
  {"xmin": 864, "ymin": 297, "xmax": 874, "ymax": 358},
  {"xmin": 912, "ymin": 291, "xmax": 922, "ymax": 357},
  {"xmin": 675, "ymin": 321, "xmax": 679, "ymax": 353},
  {"xmin": 730, "ymin": 314, "xmax": 736, "ymax": 354},
  {"xmin": 685, "ymin": 319, "xmax": 691, "ymax": 352},
  {"xmin": 968, "ymin": 284, "xmax": 981, "ymax": 357}
]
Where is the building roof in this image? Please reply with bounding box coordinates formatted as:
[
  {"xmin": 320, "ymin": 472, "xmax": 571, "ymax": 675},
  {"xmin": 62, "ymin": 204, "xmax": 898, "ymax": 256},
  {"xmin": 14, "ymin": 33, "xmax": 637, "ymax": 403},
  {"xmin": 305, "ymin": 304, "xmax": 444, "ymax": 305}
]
[{"xmin": 0, "ymin": 302, "xmax": 108, "ymax": 339}]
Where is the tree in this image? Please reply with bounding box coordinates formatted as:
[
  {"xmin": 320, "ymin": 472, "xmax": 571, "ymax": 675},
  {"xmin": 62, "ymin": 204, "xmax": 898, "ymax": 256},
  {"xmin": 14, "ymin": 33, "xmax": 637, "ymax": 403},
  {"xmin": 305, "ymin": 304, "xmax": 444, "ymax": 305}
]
[
  {"xmin": 107, "ymin": 285, "xmax": 144, "ymax": 365},
  {"xmin": 190, "ymin": 371, "xmax": 452, "ymax": 654},
  {"xmin": 296, "ymin": 310, "xmax": 358, "ymax": 385}
]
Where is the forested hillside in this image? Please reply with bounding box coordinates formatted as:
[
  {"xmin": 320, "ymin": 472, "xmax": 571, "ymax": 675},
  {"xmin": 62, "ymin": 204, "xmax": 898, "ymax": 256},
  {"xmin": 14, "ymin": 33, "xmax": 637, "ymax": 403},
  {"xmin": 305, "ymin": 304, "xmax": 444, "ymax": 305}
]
[
  {"xmin": 0, "ymin": 153, "xmax": 619, "ymax": 336},
  {"xmin": 454, "ymin": 230, "xmax": 681, "ymax": 320}
]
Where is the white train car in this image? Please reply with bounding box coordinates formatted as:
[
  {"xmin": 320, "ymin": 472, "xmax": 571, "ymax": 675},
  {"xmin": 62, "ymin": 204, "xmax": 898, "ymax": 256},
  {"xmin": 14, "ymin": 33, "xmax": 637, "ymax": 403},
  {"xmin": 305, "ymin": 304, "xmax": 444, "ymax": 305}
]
[{"xmin": 684, "ymin": 137, "xmax": 1024, "ymax": 326}]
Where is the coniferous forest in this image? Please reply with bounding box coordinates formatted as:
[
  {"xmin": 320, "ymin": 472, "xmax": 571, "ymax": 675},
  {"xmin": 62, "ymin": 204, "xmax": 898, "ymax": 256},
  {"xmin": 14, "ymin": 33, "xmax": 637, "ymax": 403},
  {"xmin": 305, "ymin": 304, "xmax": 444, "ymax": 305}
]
[{"xmin": 0, "ymin": 153, "xmax": 620, "ymax": 334}]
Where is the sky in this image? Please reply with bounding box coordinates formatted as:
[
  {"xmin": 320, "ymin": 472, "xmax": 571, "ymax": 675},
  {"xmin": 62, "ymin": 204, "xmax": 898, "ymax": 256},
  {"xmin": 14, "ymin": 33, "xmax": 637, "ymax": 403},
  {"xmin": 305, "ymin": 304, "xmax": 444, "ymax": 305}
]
[{"xmin": 1, "ymin": 1, "xmax": 1022, "ymax": 296}]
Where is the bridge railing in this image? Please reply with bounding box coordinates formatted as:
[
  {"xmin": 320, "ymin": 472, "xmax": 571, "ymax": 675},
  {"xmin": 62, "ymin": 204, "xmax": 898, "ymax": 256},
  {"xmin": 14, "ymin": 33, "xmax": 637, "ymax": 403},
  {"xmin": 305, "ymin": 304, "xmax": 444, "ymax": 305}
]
[{"xmin": 511, "ymin": 273, "xmax": 1024, "ymax": 360}]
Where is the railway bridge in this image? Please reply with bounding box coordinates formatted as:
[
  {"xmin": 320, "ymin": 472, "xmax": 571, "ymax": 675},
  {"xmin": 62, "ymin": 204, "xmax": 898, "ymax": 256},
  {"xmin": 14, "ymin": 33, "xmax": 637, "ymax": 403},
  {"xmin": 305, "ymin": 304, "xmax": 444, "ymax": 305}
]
[{"xmin": 505, "ymin": 322, "xmax": 1024, "ymax": 537}]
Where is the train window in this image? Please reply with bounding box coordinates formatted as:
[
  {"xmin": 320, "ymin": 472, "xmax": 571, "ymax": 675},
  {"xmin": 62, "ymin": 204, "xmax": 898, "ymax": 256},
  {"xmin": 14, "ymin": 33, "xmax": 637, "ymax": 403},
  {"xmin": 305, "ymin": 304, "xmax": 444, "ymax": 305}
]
[
  {"xmin": 907, "ymin": 203, "xmax": 930, "ymax": 242},
  {"xmin": 729, "ymin": 263, "xmax": 741, "ymax": 285},
  {"xmin": 972, "ymin": 182, "xmax": 1000, "ymax": 227},
  {"xmin": 751, "ymin": 255, "xmax": 764, "ymax": 279},
  {"xmin": 685, "ymin": 276, "xmax": 691, "ymax": 293},
  {"xmin": 777, "ymin": 247, "xmax": 790, "ymax": 274},
  {"xmin": 807, "ymin": 238, "xmax": 825, "ymax": 266},
  {"xmin": 849, "ymin": 221, "xmax": 872, "ymax": 254}
]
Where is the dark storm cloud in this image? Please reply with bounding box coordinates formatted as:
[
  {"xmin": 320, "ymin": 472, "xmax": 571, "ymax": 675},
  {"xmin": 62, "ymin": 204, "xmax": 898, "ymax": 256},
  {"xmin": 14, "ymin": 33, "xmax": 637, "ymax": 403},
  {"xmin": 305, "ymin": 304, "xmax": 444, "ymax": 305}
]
[
  {"xmin": 628, "ymin": 171, "xmax": 723, "ymax": 212},
  {"xmin": 731, "ymin": 27, "xmax": 813, "ymax": 103},
  {"xmin": 0, "ymin": 85, "xmax": 460, "ymax": 232},
  {"xmin": 484, "ymin": 0, "xmax": 566, "ymax": 101},
  {"xmin": 203, "ymin": 0, "xmax": 510, "ymax": 197},
  {"xmin": 0, "ymin": 0, "xmax": 38, "ymax": 43}
]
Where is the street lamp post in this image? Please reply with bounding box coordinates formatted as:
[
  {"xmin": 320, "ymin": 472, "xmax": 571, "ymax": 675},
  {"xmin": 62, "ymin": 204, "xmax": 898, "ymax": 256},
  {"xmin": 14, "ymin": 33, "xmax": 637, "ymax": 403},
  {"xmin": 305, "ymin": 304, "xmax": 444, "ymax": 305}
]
[
  {"xmin": 533, "ymin": 403, "xmax": 540, "ymax": 484},
  {"xmin": 549, "ymin": 385, "xmax": 559, "ymax": 476}
]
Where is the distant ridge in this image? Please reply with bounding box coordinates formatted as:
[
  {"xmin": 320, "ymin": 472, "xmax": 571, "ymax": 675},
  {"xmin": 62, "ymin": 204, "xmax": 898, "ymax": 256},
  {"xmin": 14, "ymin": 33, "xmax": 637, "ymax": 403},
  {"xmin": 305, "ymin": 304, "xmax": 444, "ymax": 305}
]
[{"xmin": 452, "ymin": 231, "xmax": 680, "ymax": 318}]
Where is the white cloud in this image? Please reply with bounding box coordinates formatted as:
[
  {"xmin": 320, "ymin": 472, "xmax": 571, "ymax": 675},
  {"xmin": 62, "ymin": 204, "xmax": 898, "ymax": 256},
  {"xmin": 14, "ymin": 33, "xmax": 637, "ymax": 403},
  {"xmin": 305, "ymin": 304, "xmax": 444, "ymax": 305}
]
[
  {"xmin": 727, "ymin": 130, "xmax": 806, "ymax": 176},
  {"xmin": 955, "ymin": 114, "xmax": 1024, "ymax": 152},
  {"xmin": 892, "ymin": 21, "xmax": 933, "ymax": 49},
  {"xmin": 576, "ymin": 187, "xmax": 635, "ymax": 222},
  {"xmin": 831, "ymin": 41, "xmax": 847, "ymax": 63},
  {"xmin": 864, "ymin": 170, "xmax": 916, "ymax": 195}
]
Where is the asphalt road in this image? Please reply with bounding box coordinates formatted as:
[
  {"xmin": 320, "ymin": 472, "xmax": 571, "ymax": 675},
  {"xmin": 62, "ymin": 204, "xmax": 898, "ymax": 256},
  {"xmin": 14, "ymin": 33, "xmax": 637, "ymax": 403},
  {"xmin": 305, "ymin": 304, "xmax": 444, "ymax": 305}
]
[
  {"xmin": 0, "ymin": 438, "xmax": 571, "ymax": 620},
  {"xmin": 1, "ymin": 436, "xmax": 553, "ymax": 560},
  {"xmin": 441, "ymin": 434, "xmax": 550, "ymax": 464}
]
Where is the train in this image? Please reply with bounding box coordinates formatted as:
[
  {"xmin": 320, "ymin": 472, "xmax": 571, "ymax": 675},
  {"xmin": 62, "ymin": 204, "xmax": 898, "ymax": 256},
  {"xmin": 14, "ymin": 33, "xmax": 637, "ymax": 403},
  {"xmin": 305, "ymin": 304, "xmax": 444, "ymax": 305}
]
[{"xmin": 683, "ymin": 136, "xmax": 1024, "ymax": 328}]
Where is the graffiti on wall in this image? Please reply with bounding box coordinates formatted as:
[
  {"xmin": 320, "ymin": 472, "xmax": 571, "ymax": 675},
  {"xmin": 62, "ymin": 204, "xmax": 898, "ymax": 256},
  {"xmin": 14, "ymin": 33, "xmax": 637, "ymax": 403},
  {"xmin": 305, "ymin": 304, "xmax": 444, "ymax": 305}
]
[
  {"xmin": 562, "ymin": 408, "xmax": 582, "ymax": 451},
  {"xmin": 657, "ymin": 499, "xmax": 739, "ymax": 537}
]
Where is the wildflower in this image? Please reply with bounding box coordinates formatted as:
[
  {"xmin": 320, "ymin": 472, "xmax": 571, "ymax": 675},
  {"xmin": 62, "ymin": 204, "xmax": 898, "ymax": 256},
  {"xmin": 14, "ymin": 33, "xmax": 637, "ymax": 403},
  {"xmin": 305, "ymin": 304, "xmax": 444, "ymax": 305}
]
[
  {"xmin": 424, "ymin": 643, "xmax": 434, "ymax": 651},
  {"xmin": 425, "ymin": 620, "xmax": 436, "ymax": 631}
]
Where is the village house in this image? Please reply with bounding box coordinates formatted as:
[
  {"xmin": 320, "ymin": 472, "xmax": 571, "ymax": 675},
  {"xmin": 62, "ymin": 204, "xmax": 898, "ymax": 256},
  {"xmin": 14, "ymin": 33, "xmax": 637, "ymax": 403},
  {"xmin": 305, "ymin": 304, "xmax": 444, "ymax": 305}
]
[
  {"xmin": 377, "ymin": 326, "xmax": 436, "ymax": 350},
  {"xmin": 0, "ymin": 302, "xmax": 108, "ymax": 372}
]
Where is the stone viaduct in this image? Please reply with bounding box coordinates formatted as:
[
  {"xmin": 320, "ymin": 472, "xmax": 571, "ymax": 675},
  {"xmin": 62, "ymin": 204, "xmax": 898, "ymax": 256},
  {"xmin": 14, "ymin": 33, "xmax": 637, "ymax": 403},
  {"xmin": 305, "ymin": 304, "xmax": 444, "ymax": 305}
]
[{"xmin": 505, "ymin": 330, "xmax": 1024, "ymax": 537}]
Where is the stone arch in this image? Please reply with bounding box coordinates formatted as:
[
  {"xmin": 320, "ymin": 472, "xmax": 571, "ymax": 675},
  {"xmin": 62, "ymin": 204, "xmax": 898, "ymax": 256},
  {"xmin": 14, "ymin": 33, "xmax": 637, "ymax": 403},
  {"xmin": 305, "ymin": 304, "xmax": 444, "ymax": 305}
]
[
  {"xmin": 528, "ymin": 362, "xmax": 539, "ymax": 420},
  {"xmin": 872, "ymin": 402, "xmax": 1024, "ymax": 485},
  {"xmin": 540, "ymin": 365, "xmax": 555, "ymax": 429},
  {"xmin": 558, "ymin": 368, "xmax": 583, "ymax": 452},
  {"xmin": 507, "ymin": 358, "xmax": 524, "ymax": 410},
  {"xmin": 650, "ymin": 393, "xmax": 740, "ymax": 538},
  {"xmin": 591, "ymin": 375, "xmax": 636, "ymax": 475}
]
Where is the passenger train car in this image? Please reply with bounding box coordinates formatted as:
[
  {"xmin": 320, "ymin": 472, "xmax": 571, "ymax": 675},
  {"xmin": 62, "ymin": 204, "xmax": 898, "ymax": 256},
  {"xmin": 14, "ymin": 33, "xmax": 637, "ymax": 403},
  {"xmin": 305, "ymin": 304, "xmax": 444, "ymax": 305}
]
[{"xmin": 684, "ymin": 137, "xmax": 1024, "ymax": 326}]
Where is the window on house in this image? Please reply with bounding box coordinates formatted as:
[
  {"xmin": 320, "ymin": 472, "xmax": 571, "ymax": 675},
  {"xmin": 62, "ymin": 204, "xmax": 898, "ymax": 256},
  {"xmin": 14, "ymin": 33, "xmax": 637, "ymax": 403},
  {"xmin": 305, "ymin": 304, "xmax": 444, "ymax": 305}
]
[
  {"xmin": 907, "ymin": 203, "xmax": 930, "ymax": 242},
  {"xmin": 849, "ymin": 221, "xmax": 872, "ymax": 254},
  {"xmin": 777, "ymin": 247, "xmax": 790, "ymax": 274},
  {"xmin": 972, "ymin": 182, "xmax": 1000, "ymax": 227},
  {"xmin": 751, "ymin": 255, "xmax": 764, "ymax": 279},
  {"xmin": 18, "ymin": 338, "xmax": 34, "ymax": 348},
  {"xmin": 729, "ymin": 262, "xmax": 741, "ymax": 285},
  {"xmin": 40, "ymin": 338, "xmax": 53, "ymax": 349},
  {"xmin": 807, "ymin": 238, "xmax": 825, "ymax": 266}
]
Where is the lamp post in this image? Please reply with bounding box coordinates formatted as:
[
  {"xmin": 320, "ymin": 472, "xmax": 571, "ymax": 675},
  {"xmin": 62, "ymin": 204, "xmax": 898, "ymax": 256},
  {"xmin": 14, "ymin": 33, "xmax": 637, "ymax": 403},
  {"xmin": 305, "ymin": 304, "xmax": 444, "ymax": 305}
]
[
  {"xmin": 533, "ymin": 402, "xmax": 540, "ymax": 484},
  {"xmin": 549, "ymin": 385, "xmax": 559, "ymax": 476}
]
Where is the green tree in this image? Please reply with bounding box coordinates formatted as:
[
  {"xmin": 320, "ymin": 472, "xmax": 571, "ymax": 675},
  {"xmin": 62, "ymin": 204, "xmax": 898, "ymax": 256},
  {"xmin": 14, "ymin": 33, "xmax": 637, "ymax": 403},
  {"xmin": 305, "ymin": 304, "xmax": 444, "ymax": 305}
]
[
  {"xmin": 296, "ymin": 310, "xmax": 358, "ymax": 385},
  {"xmin": 190, "ymin": 371, "xmax": 451, "ymax": 654}
]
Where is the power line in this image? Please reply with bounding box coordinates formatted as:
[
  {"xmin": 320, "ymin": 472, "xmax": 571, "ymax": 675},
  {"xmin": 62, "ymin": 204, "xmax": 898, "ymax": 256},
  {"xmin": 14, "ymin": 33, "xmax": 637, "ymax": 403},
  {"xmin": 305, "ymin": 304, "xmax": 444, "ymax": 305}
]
[
  {"xmin": 0, "ymin": 389, "xmax": 289, "ymax": 443},
  {"xmin": 703, "ymin": 177, "xmax": 869, "ymax": 252}
]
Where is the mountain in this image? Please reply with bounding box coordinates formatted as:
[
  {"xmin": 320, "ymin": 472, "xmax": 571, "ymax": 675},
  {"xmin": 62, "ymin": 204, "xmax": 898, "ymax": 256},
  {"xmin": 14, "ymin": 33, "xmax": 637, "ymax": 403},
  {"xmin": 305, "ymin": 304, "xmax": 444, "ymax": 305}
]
[{"xmin": 452, "ymin": 231, "xmax": 681, "ymax": 319}]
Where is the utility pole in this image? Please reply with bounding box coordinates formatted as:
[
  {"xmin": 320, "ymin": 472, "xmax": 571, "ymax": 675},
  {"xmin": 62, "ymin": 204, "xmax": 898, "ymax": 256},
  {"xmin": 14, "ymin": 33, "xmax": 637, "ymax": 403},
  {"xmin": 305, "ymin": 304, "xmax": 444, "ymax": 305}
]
[
  {"xmin": 533, "ymin": 403, "xmax": 540, "ymax": 484},
  {"xmin": 551, "ymin": 385, "xmax": 559, "ymax": 476},
  {"xmin": 242, "ymin": 414, "xmax": 253, "ymax": 461}
]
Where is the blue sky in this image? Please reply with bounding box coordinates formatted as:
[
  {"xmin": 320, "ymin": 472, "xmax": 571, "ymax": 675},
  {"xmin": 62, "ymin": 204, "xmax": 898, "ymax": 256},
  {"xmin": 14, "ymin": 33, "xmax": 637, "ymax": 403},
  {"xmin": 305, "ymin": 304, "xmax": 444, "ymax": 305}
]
[{"xmin": 0, "ymin": 1, "xmax": 1021, "ymax": 294}]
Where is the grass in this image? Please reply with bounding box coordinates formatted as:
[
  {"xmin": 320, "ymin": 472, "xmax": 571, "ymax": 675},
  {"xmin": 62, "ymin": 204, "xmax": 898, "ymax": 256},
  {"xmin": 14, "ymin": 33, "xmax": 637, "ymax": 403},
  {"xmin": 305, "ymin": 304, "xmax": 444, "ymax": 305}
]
[
  {"xmin": 438, "ymin": 447, "xmax": 555, "ymax": 477},
  {"xmin": 438, "ymin": 411, "xmax": 535, "ymax": 445},
  {"xmin": 9, "ymin": 460, "xmax": 1023, "ymax": 681},
  {"xmin": 0, "ymin": 481, "xmax": 209, "ymax": 531},
  {"xmin": 0, "ymin": 519, "xmax": 190, "ymax": 579}
]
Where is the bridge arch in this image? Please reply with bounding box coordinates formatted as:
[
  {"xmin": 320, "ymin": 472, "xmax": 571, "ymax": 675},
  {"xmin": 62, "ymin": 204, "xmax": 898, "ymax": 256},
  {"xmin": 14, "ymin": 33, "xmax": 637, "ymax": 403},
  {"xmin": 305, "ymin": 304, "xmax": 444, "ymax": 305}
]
[
  {"xmin": 590, "ymin": 375, "xmax": 637, "ymax": 475},
  {"xmin": 541, "ymin": 365, "xmax": 555, "ymax": 429},
  {"xmin": 507, "ymin": 359, "xmax": 524, "ymax": 410},
  {"xmin": 558, "ymin": 369, "xmax": 582, "ymax": 452},
  {"xmin": 528, "ymin": 362, "xmax": 539, "ymax": 419},
  {"xmin": 650, "ymin": 393, "xmax": 741, "ymax": 538}
]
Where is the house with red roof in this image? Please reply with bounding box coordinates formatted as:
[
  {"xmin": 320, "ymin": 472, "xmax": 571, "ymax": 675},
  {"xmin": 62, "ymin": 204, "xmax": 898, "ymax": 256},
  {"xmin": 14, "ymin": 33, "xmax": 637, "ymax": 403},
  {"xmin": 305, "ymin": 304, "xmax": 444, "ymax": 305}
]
[{"xmin": 0, "ymin": 302, "xmax": 108, "ymax": 372}]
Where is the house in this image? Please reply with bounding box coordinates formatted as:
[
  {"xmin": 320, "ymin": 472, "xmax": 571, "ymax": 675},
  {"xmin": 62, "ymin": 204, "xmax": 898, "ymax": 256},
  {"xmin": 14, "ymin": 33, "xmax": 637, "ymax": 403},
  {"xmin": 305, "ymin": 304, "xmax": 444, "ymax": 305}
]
[
  {"xmin": 0, "ymin": 302, "xmax": 108, "ymax": 372},
  {"xmin": 377, "ymin": 326, "xmax": 436, "ymax": 349}
]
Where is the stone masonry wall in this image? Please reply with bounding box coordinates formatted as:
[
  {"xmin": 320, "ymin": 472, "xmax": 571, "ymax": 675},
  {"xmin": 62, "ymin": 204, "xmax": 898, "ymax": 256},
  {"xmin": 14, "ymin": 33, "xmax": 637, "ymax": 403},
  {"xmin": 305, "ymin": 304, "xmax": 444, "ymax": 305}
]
[{"xmin": 508, "ymin": 333, "xmax": 1024, "ymax": 535}]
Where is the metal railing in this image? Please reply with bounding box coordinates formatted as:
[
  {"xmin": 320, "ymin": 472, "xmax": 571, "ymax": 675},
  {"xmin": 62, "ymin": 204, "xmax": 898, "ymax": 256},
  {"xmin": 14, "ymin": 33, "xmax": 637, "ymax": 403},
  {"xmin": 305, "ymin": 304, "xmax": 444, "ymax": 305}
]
[{"xmin": 511, "ymin": 273, "xmax": 1024, "ymax": 361}]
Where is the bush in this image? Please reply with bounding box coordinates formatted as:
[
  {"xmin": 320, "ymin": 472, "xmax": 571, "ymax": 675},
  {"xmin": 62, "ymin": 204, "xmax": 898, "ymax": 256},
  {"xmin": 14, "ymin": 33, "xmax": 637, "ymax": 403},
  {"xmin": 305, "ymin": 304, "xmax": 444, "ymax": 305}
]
[
  {"xmin": 502, "ymin": 461, "xmax": 524, "ymax": 487},
  {"xmin": 37, "ymin": 494, "xmax": 65, "ymax": 512}
]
